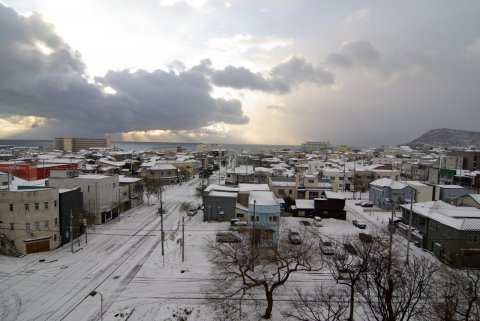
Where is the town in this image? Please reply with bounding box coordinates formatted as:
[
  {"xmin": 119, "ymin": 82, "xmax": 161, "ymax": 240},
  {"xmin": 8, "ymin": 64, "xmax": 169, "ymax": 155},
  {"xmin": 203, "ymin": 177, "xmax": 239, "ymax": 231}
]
[{"xmin": 1, "ymin": 135, "xmax": 479, "ymax": 321}]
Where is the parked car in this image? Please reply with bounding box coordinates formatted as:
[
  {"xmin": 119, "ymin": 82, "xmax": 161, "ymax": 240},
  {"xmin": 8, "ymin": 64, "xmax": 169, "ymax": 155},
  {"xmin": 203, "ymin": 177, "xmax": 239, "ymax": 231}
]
[
  {"xmin": 352, "ymin": 219, "xmax": 367, "ymax": 229},
  {"xmin": 319, "ymin": 237, "xmax": 334, "ymax": 255},
  {"xmin": 337, "ymin": 268, "xmax": 353, "ymax": 280},
  {"xmin": 361, "ymin": 201, "xmax": 373, "ymax": 207},
  {"xmin": 313, "ymin": 216, "xmax": 323, "ymax": 227},
  {"xmin": 288, "ymin": 230, "xmax": 302, "ymax": 245},
  {"xmin": 187, "ymin": 208, "xmax": 197, "ymax": 216}
]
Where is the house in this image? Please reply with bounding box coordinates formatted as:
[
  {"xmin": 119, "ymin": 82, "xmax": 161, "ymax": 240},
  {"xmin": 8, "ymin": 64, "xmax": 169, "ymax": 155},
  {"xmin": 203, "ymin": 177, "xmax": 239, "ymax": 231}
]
[
  {"xmin": 203, "ymin": 184, "xmax": 239, "ymax": 221},
  {"xmin": 453, "ymin": 194, "xmax": 480, "ymax": 209},
  {"xmin": 431, "ymin": 184, "xmax": 473, "ymax": 203},
  {"xmin": 225, "ymin": 165, "xmax": 255, "ymax": 185},
  {"xmin": 249, "ymin": 191, "xmax": 280, "ymax": 247},
  {"xmin": 322, "ymin": 168, "xmax": 353, "ymax": 192},
  {"xmin": 269, "ymin": 176, "xmax": 297, "ymax": 200},
  {"xmin": 0, "ymin": 187, "xmax": 61, "ymax": 255},
  {"xmin": 142, "ymin": 163, "xmax": 179, "ymax": 185},
  {"xmin": 314, "ymin": 191, "xmax": 346, "ymax": 220},
  {"xmin": 48, "ymin": 170, "xmax": 119, "ymax": 224},
  {"xmin": 369, "ymin": 178, "xmax": 415, "ymax": 209},
  {"xmin": 400, "ymin": 201, "xmax": 480, "ymax": 267},
  {"xmin": 118, "ymin": 176, "xmax": 143, "ymax": 210},
  {"xmin": 296, "ymin": 174, "xmax": 333, "ymax": 200},
  {"xmin": 0, "ymin": 171, "xmax": 11, "ymax": 189},
  {"xmin": 292, "ymin": 191, "xmax": 346, "ymax": 220}
]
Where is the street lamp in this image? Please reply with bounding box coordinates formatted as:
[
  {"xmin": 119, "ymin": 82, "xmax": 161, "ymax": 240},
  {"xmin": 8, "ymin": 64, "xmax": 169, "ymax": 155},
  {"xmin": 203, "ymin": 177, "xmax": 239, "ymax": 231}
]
[{"xmin": 89, "ymin": 290, "xmax": 103, "ymax": 321}]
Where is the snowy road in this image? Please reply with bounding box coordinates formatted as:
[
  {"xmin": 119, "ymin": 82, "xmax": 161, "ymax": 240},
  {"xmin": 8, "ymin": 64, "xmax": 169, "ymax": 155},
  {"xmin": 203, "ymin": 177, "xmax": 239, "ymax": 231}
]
[{"xmin": 0, "ymin": 176, "xmax": 211, "ymax": 321}]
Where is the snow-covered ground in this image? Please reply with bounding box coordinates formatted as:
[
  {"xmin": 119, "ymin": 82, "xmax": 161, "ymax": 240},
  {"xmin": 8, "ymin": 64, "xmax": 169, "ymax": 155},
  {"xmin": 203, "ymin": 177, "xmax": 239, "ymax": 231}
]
[{"xmin": 0, "ymin": 175, "xmax": 435, "ymax": 321}]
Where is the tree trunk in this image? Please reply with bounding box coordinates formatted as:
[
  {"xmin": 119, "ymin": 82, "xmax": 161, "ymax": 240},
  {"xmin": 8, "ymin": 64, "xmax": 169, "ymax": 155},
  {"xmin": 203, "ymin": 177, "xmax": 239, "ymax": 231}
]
[
  {"xmin": 349, "ymin": 285, "xmax": 355, "ymax": 321},
  {"xmin": 263, "ymin": 289, "xmax": 274, "ymax": 319},
  {"xmin": 386, "ymin": 278, "xmax": 395, "ymax": 321}
]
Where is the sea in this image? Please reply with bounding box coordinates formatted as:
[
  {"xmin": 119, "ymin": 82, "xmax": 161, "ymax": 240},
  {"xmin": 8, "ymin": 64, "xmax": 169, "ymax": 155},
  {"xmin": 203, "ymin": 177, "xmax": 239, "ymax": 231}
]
[{"xmin": 0, "ymin": 139, "xmax": 300, "ymax": 154}]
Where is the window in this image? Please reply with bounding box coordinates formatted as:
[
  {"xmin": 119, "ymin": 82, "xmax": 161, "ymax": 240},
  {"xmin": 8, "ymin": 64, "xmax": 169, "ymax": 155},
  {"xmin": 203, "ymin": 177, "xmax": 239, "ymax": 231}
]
[
  {"xmin": 54, "ymin": 200, "xmax": 57, "ymax": 208},
  {"xmin": 308, "ymin": 179, "xmax": 314, "ymax": 183},
  {"xmin": 35, "ymin": 221, "xmax": 40, "ymax": 230},
  {"xmin": 113, "ymin": 183, "xmax": 116, "ymax": 188},
  {"xmin": 442, "ymin": 228, "xmax": 451, "ymax": 238},
  {"xmin": 236, "ymin": 213, "xmax": 245, "ymax": 218},
  {"xmin": 44, "ymin": 220, "xmax": 49, "ymax": 228},
  {"xmin": 10, "ymin": 223, "xmax": 14, "ymax": 230},
  {"xmin": 55, "ymin": 218, "xmax": 58, "ymax": 225},
  {"xmin": 269, "ymin": 216, "xmax": 278, "ymax": 223},
  {"xmin": 289, "ymin": 189, "xmax": 293, "ymax": 195},
  {"xmin": 88, "ymin": 185, "xmax": 90, "ymax": 193},
  {"xmin": 467, "ymin": 235, "xmax": 480, "ymax": 243},
  {"xmin": 430, "ymin": 222, "xmax": 436, "ymax": 231},
  {"xmin": 9, "ymin": 204, "xmax": 13, "ymax": 211},
  {"xmin": 25, "ymin": 204, "xmax": 30, "ymax": 211},
  {"xmin": 250, "ymin": 215, "xmax": 259, "ymax": 222},
  {"xmin": 25, "ymin": 223, "xmax": 31, "ymax": 231},
  {"xmin": 330, "ymin": 177, "xmax": 336, "ymax": 180},
  {"xmin": 278, "ymin": 189, "xmax": 285, "ymax": 195},
  {"xmin": 35, "ymin": 203, "xmax": 39, "ymax": 210},
  {"xmin": 44, "ymin": 202, "xmax": 48, "ymax": 209},
  {"xmin": 54, "ymin": 234, "xmax": 57, "ymax": 241}
]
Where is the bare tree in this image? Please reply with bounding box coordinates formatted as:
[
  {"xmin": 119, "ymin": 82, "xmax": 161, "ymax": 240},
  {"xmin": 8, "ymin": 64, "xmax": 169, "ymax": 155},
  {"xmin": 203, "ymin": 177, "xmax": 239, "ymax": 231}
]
[
  {"xmin": 356, "ymin": 236, "xmax": 438, "ymax": 321},
  {"xmin": 206, "ymin": 231, "xmax": 322, "ymax": 319},
  {"xmin": 431, "ymin": 267, "xmax": 480, "ymax": 321},
  {"xmin": 327, "ymin": 235, "xmax": 377, "ymax": 321},
  {"xmin": 286, "ymin": 286, "xmax": 349, "ymax": 321}
]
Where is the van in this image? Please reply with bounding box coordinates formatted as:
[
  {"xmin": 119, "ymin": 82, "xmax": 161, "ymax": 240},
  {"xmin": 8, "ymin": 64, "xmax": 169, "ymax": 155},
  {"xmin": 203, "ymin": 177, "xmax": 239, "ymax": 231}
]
[{"xmin": 313, "ymin": 216, "xmax": 323, "ymax": 227}]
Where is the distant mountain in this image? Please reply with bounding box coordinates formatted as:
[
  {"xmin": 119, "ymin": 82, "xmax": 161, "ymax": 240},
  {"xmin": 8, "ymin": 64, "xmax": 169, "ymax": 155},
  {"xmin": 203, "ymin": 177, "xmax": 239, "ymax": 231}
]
[{"xmin": 406, "ymin": 128, "xmax": 480, "ymax": 149}]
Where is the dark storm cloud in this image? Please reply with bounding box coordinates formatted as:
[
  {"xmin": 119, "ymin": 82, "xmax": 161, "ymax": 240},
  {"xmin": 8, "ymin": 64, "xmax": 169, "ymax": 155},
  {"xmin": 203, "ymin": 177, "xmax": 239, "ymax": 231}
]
[
  {"xmin": 0, "ymin": 4, "xmax": 248, "ymax": 137},
  {"xmin": 211, "ymin": 57, "xmax": 335, "ymax": 93}
]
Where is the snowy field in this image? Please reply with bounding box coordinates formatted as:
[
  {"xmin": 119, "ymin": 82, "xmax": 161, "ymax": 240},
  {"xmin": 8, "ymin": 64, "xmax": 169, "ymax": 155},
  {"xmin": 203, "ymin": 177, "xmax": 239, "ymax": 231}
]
[{"xmin": 0, "ymin": 175, "xmax": 435, "ymax": 321}]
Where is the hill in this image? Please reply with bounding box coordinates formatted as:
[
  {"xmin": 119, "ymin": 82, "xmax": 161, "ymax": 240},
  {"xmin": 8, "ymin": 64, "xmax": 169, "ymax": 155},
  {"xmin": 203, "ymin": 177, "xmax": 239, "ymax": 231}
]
[{"xmin": 406, "ymin": 128, "xmax": 480, "ymax": 149}]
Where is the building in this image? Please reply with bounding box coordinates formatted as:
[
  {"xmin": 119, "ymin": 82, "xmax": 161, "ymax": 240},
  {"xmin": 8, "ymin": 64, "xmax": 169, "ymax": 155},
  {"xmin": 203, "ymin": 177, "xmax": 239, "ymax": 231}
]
[
  {"xmin": 249, "ymin": 191, "xmax": 280, "ymax": 247},
  {"xmin": 447, "ymin": 151, "xmax": 480, "ymax": 172},
  {"xmin": 369, "ymin": 178, "xmax": 415, "ymax": 209},
  {"xmin": 0, "ymin": 187, "xmax": 61, "ymax": 255},
  {"xmin": 142, "ymin": 163, "xmax": 179, "ymax": 185},
  {"xmin": 119, "ymin": 176, "xmax": 143, "ymax": 210},
  {"xmin": 400, "ymin": 201, "xmax": 480, "ymax": 267},
  {"xmin": 203, "ymin": 184, "xmax": 239, "ymax": 221},
  {"xmin": 48, "ymin": 170, "xmax": 119, "ymax": 224},
  {"xmin": 54, "ymin": 133, "xmax": 112, "ymax": 152},
  {"xmin": 58, "ymin": 188, "xmax": 84, "ymax": 246}
]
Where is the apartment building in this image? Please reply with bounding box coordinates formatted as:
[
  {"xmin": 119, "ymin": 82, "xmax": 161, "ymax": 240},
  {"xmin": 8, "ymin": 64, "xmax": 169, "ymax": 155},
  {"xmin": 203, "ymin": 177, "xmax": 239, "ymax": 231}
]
[
  {"xmin": 0, "ymin": 187, "xmax": 61, "ymax": 255},
  {"xmin": 48, "ymin": 170, "xmax": 119, "ymax": 224},
  {"xmin": 54, "ymin": 133, "xmax": 112, "ymax": 152}
]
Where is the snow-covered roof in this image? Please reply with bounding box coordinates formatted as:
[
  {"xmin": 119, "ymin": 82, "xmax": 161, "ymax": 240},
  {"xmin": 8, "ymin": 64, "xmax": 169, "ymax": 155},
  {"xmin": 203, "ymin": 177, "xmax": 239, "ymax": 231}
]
[
  {"xmin": 119, "ymin": 176, "xmax": 142, "ymax": 183},
  {"xmin": 401, "ymin": 201, "xmax": 480, "ymax": 231},
  {"xmin": 209, "ymin": 191, "xmax": 238, "ymax": 198},
  {"xmin": 238, "ymin": 183, "xmax": 270, "ymax": 192},
  {"xmin": 295, "ymin": 199, "xmax": 315, "ymax": 209},
  {"xmin": 249, "ymin": 191, "xmax": 278, "ymax": 206},
  {"xmin": 79, "ymin": 174, "xmax": 113, "ymax": 180},
  {"xmin": 98, "ymin": 158, "xmax": 125, "ymax": 167},
  {"xmin": 370, "ymin": 178, "xmax": 407, "ymax": 190},
  {"xmin": 204, "ymin": 184, "xmax": 239, "ymax": 193},
  {"xmin": 149, "ymin": 163, "xmax": 177, "ymax": 170},
  {"xmin": 270, "ymin": 181, "xmax": 297, "ymax": 187},
  {"xmin": 324, "ymin": 191, "xmax": 345, "ymax": 200}
]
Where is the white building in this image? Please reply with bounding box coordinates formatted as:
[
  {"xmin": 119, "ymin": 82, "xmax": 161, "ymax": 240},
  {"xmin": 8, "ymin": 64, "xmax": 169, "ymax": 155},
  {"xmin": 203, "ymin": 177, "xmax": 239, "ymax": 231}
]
[{"xmin": 48, "ymin": 170, "xmax": 119, "ymax": 224}]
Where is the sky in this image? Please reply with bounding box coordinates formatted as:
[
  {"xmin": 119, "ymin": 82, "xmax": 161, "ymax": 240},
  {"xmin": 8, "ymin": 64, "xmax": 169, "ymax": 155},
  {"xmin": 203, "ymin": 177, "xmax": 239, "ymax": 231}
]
[{"xmin": 0, "ymin": 1, "xmax": 480, "ymax": 147}]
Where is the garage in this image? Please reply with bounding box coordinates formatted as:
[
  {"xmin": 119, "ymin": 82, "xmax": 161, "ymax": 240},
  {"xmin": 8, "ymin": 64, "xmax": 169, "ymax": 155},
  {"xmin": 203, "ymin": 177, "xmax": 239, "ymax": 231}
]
[{"xmin": 25, "ymin": 238, "xmax": 50, "ymax": 254}]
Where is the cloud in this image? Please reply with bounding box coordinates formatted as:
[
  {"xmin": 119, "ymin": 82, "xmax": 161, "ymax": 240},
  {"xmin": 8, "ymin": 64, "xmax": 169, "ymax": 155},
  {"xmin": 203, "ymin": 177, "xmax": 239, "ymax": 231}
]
[
  {"xmin": 342, "ymin": 8, "xmax": 371, "ymax": 24},
  {"xmin": 207, "ymin": 34, "xmax": 293, "ymax": 54},
  {"xmin": 329, "ymin": 40, "xmax": 381, "ymax": 67},
  {"xmin": 466, "ymin": 38, "xmax": 480, "ymax": 61},
  {"xmin": 0, "ymin": 4, "xmax": 248, "ymax": 138},
  {"xmin": 212, "ymin": 57, "xmax": 335, "ymax": 93}
]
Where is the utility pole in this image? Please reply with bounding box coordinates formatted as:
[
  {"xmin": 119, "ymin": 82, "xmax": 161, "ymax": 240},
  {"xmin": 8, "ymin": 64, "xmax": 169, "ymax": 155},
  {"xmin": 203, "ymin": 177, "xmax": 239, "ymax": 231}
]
[
  {"xmin": 159, "ymin": 207, "xmax": 164, "ymax": 257},
  {"xmin": 406, "ymin": 189, "xmax": 415, "ymax": 264},
  {"xmin": 70, "ymin": 210, "xmax": 73, "ymax": 253},
  {"xmin": 181, "ymin": 217, "xmax": 185, "ymax": 262},
  {"xmin": 84, "ymin": 218, "xmax": 88, "ymax": 244},
  {"xmin": 251, "ymin": 200, "xmax": 256, "ymax": 272}
]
